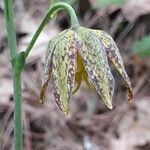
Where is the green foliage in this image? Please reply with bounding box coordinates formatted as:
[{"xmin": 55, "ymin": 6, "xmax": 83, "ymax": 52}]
[
  {"xmin": 132, "ymin": 36, "xmax": 150, "ymax": 57},
  {"xmin": 92, "ymin": 0, "xmax": 125, "ymax": 8}
]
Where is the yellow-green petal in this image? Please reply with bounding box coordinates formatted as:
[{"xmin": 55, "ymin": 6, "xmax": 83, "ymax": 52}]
[
  {"xmin": 92, "ymin": 30, "xmax": 133, "ymax": 101},
  {"xmin": 72, "ymin": 52, "xmax": 83, "ymax": 94},
  {"xmin": 77, "ymin": 27, "xmax": 115, "ymax": 109},
  {"xmin": 40, "ymin": 30, "xmax": 68, "ymax": 104},
  {"xmin": 52, "ymin": 30, "xmax": 77, "ymax": 114},
  {"xmin": 73, "ymin": 52, "xmax": 93, "ymax": 94}
]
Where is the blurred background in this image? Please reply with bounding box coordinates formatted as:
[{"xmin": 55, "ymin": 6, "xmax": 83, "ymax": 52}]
[{"xmin": 0, "ymin": 0, "xmax": 150, "ymax": 149}]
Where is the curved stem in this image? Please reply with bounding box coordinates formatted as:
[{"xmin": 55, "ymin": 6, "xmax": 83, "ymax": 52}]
[{"xmin": 25, "ymin": 2, "xmax": 79, "ymax": 58}]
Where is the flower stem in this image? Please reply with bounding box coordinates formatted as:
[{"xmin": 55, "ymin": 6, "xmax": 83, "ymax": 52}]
[
  {"xmin": 25, "ymin": 2, "xmax": 79, "ymax": 58},
  {"xmin": 12, "ymin": 70, "xmax": 22, "ymax": 150},
  {"xmin": 4, "ymin": 0, "xmax": 17, "ymax": 58},
  {"xmin": 4, "ymin": 0, "xmax": 23, "ymax": 150}
]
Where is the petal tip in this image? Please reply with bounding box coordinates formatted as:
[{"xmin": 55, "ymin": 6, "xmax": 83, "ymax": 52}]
[
  {"xmin": 105, "ymin": 101, "xmax": 113, "ymax": 109},
  {"xmin": 108, "ymin": 105, "xmax": 113, "ymax": 110},
  {"xmin": 127, "ymin": 88, "xmax": 133, "ymax": 102},
  {"xmin": 39, "ymin": 99, "xmax": 44, "ymax": 104},
  {"xmin": 60, "ymin": 103, "xmax": 69, "ymax": 115},
  {"xmin": 63, "ymin": 111, "xmax": 69, "ymax": 115},
  {"xmin": 61, "ymin": 107, "xmax": 69, "ymax": 115}
]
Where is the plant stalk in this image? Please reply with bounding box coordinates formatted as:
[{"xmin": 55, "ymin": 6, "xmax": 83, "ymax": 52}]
[
  {"xmin": 12, "ymin": 71, "xmax": 22, "ymax": 150},
  {"xmin": 4, "ymin": 0, "xmax": 23, "ymax": 150},
  {"xmin": 4, "ymin": 0, "xmax": 17, "ymax": 58}
]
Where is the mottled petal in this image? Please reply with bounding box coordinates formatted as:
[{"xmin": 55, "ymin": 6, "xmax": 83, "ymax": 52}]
[
  {"xmin": 92, "ymin": 30, "xmax": 133, "ymax": 101},
  {"xmin": 52, "ymin": 30, "xmax": 77, "ymax": 114},
  {"xmin": 77, "ymin": 27, "xmax": 115, "ymax": 109},
  {"xmin": 40, "ymin": 30, "xmax": 68, "ymax": 104},
  {"xmin": 44, "ymin": 30, "xmax": 68, "ymax": 64}
]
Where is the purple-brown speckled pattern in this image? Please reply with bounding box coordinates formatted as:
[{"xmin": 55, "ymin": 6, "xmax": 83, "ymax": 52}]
[
  {"xmin": 40, "ymin": 25, "xmax": 133, "ymax": 114},
  {"xmin": 76, "ymin": 27, "xmax": 115, "ymax": 109},
  {"xmin": 91, "ymin": 29, "xmax": 133, "ymax": 101},
  {"xmin": 51, "ymin": 30, "xmax": 77, "ymax": 114}
]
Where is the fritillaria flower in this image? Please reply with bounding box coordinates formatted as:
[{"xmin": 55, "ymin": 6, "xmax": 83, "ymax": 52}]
[{"xmin": 40, "ymin": 26, "xmax": 133, "ymax": 114}]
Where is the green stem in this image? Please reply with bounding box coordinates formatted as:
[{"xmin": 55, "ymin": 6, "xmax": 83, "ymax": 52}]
[
  {"xmin": 12, "ymin": 71, "xmax": 22, "ymax": 150},
  {"xmin": 25, "ymin": 2, "xmax": 79, "ymax": 58},
  {"xmin": 4, "ymin": 0, "xmax": 17, "ymax": 58},
  {"xmin": 4, "ymin": 0, "xmax": 23, "ymax": 150}
]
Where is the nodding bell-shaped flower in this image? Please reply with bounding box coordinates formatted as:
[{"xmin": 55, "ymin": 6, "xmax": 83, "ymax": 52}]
[{"xmin": 40, "ymin": 26, "xmax": 133, "ymax": 114}]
